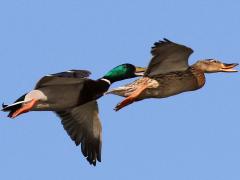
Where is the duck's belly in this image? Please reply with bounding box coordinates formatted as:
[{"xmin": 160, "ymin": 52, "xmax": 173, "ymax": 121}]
[{"xmin": 138, "ymin": 76, "xmax": 203, "ymax": 100}]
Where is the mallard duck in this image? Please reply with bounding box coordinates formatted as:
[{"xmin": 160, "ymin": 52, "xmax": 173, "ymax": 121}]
[
  {"xmin": 107, "ymin": 39, "xmax": 238, "ymax": 111},
  {"xmin": 1, "ymin": 63, "xmax": 145, "ymax": 166}
]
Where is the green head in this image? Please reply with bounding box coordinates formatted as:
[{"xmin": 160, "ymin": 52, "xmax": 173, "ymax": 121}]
[{"xmin": 102, "ymin": 63, "xmax": 145, "ymax": 83}]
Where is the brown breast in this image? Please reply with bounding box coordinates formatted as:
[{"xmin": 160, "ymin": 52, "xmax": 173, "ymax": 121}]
[{"xmin": 189, "ymin": 67, "xmax": 206, "ymax": 89}]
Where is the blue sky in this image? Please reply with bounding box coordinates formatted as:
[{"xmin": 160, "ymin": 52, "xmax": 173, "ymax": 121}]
[{"xmin": 0, "ymin": 0, "xmax": 240, "ymax": 179}]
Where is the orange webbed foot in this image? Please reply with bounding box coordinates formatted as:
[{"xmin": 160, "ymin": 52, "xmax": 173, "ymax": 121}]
[
  {"xmin": 11, "ymin": 99, "xmax": 37, "ymax": 118},
  {"xmin": 114, "ymin": 97, "xmax": 135, "ymax": 111},
  {"xmin": 114, "ymin": 83, "xmax": 148, "ymax": 111}
]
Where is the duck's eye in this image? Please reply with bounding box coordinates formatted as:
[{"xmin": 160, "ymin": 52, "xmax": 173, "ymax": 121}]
[{"xmin": 210, "ymin": 60, "xmax": 217, "ymax": 63}]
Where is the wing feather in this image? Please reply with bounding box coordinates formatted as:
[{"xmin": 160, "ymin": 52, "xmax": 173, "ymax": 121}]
[
  {"xmin": 144, "ymin": 38, "xmax": 193, "ymax": 76},
  {"xmin": 35, "ymin": 70, "xmax": 91, "ymax": 89},
  {"xmin": 56, "ymin": 101, "xmax": 102, "ymax": 166}
]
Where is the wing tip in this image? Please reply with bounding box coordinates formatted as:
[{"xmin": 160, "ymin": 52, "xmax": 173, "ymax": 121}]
[
  {"xmin": 163, "ymin": 38, "xmax": 171, "ymax": 42},
  {"xmin": 152, "ymin": 38, "xmax": 173, "ymax": 50},
  {"xmin": 80, "ymin": 142, "xmax": 101, "ymax": 166},
  {"xmin": 151, "ymin": 38, "xmax": 193, "ymax": 54}
]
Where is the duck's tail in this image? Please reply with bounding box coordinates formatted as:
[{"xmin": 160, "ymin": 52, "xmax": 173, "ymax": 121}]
[{"xmin": 2, "ymin": 94, "xmax": 27, "ymax": 118}]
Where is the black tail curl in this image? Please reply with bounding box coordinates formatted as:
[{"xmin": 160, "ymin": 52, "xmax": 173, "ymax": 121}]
[{"xmin": 1, "ymin": 94, "xmax": 26, "ymax": 117}]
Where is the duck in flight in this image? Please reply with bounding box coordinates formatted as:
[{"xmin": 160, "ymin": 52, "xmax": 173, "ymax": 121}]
[
  {"xmin": 1, "ymin": 64, "xmax": 145, "ymax": 166},
  {"xmin": 107, "ymin": 39, "xmax": 238, "ymax": 111}
]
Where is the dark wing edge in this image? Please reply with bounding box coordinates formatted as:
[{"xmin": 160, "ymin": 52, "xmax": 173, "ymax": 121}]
[
  {"xmin": 144, "ymin": 38, "xmax": 194, "ymax": 76},
  {"xmin": 150, "ymin": 38, "xmax": 193, "ymax": 56},
  {"xmin": 50, "ymin": 70, "xmax": 91, "ymax": 78},
  {"xmin": 56, "ymin": 100, "xmax": 102, "ymax": 166},
  {"xmin": 35, "ymin": 70, "xmax": 91, "ymax": 89}
]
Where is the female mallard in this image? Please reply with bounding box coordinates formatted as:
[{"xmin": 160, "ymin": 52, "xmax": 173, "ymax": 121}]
[
  {"xmin": 1, "ymin": 63, "xmax": 145, "ymax": 166},
  {"xmin": 107, "ymin": 39, "xmax": 238, "ymax": 111}
]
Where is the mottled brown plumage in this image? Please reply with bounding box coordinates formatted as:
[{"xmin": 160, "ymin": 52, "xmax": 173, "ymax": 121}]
[{"xmin": 107, "ymin": 38, "xmax": 238, "ymax": 111}]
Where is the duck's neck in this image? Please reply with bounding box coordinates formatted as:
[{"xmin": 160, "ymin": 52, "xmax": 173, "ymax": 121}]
[
  {"xmin": 191, "ymin": 62, "xmax": 209, "ymax": 73},
  {"xmin": 96, "ymin": 78, "xmax": 111, "ymax": 93},
  {"xmin": 189, "ymin": 66, "xmax": 206, "ymax": 88},
  {"xmin": 101, "ymin": 75, "xmax": 121, "ymax": 84},
  {"xmin": 96, "ymin": 75, "xmax": 119, "ymax": 93},
  {"xmin": 190, "ymin": 65, "xmax": 204, "ymax": 73},
  {"xmin": 100, "ymin": 78, "xmax": 112, "ymax": 85}
]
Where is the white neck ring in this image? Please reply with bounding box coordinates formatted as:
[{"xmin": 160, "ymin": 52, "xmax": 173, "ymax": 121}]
[{"xmin": 100, "ymin": 78, "xmax": 111, "ymax": 85}]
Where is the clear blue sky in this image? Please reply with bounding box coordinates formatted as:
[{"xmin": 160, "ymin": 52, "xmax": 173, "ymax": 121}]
[{"xmin": 0, "ymin": 0, "xmax": 239, "ymax": 179}]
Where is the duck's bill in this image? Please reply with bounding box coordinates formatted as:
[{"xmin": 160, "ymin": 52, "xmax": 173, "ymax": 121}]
[
  {"xmin": 134, "ymin": 66, "xmax": 146, "ymax": 76},
  {"xmin": 221, "ymin": 63, "xmax": 239, "ymax": 72}
]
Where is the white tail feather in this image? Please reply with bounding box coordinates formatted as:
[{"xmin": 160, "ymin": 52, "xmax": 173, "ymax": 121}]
[{"xmin": 1, "ymin": 100, "xmax": 31, "ymax": 111}]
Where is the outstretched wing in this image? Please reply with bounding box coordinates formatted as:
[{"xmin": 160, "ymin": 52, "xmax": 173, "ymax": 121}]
[
  {"xmin": 56, "ymin": 101, "xmax": 102, "ymax": 166},
  {"xmin": 35, "ymin": 70, "xmax": 91, "ymax": 89},
  {"xmin": 144, "ymin": 38, "xmax": 193, "ymax": 77}
]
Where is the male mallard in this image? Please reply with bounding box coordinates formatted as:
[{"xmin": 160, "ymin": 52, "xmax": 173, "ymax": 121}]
[
  {"xmin": 1, "ymin": 63, "xmax": 145, "ymax": 166},
  {"xmin": 107, "ymin": 39, "xmax": 238, "ymax": 111}
]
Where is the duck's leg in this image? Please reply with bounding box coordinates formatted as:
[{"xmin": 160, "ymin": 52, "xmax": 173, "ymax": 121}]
[
  {"xmin": 114, "ymin": 85, "xmax": 147, "ymax": 111},
  {"xmin": 11, "ymin": 99, "xmax": 37, "ymax": 118}
]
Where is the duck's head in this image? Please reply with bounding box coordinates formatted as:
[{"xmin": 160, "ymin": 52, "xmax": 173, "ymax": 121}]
[
  {"xmin": 102, "ymin": 63, "xmax": 145, "ymax": 83},
  {"xmin": 193, "ymin": 59, "xmax": 238, "ymax": 73}
]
